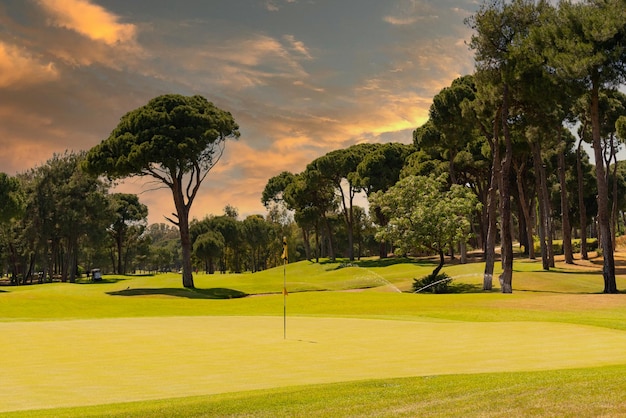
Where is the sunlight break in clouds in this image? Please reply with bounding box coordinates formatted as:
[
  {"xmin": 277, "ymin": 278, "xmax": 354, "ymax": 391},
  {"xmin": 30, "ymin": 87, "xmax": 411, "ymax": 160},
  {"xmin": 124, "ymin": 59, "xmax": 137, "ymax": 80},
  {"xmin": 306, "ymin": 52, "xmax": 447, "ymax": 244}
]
[
  {"xmin": 0, "ymin": 42, "xmax": 59, "ymax": 88},
  {"xmin": 37, "ymin": 0, "xmax": 137, "ymax": 45}
]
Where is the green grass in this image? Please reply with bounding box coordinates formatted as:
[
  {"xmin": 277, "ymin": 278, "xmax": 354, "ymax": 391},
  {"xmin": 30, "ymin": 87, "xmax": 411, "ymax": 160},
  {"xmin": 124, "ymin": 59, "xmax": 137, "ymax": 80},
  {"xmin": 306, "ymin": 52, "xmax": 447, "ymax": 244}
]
[
  {"xmin": 5, "ymin": 366, "xmax": 626, "ymax": 417},
  {"xmin": 2, "ymin": 255, "xmax": 626, "ymax": 416}
]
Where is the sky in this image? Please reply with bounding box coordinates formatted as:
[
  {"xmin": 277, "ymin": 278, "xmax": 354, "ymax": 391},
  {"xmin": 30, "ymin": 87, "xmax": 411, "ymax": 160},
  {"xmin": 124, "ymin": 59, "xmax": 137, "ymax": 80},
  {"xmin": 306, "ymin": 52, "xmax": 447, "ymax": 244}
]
[{"xmin": 1, "ymin": 0, "xmax": 479, "ymax": 224}]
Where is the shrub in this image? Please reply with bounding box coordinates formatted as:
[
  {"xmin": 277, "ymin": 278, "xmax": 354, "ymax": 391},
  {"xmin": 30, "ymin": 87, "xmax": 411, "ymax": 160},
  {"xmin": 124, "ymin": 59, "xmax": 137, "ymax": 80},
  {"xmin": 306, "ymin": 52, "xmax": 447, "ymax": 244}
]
[
  {"xmin": 412, "ymin": 272, "xmax": 453, "ymax": 294},
  {"xmin": 571, "ymin": 238, "xmax": 598, "ymax": 253},
  {"xmin": 533, "ymin": 238, "xmax": 598, "ymax": 255}
]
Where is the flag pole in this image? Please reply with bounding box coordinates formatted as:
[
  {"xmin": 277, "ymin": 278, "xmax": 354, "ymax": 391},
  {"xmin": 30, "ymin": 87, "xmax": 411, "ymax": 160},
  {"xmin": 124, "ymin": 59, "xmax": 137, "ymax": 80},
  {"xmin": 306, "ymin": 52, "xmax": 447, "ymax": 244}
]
[
  {"xmin": 283, "ymin": 256, "xmax": 287, "ymax": 339},
  {"xmin": 281, "ymin": 236, "xmax": 288, "ymax": 339}
]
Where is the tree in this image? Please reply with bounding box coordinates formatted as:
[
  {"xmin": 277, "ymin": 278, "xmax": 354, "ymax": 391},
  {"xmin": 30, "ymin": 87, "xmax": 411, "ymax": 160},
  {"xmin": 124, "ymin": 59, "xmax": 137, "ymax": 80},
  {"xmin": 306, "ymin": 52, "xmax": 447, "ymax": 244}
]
[
  {"xmin": 264, "ymin": 169, "xmax": 338, "ymax": 262},
  {"xmin": 144, "ymin": 223, "xmax": 180, "ymax": 273},
  {"xmin": 0, "ymin": 173, "xmax": 24, "ymax": 283},
  {"xmin": 0, "ymin": 173, "xmax": 23, "ymax": 223},
  {"xmin": 309, "ymin": 145, "xmax": 370, "ymax": 261},
  {"xmin": 19, "ymin": 152, "xmax": 112, "ymax": 283},
  {"xmin": 263, "ymin": 171, "xmax": 313, "ymax": 260},
  {"xmin": 424, "ymin": 75, "xmax": 477, "ymax": 184},
  {"xmin": 84, "ymin": 94, "xmax": 240, "ymax": 288},
  {"xmin": 467, "ymin": 0, "xmax": 546, "ymax": 292},
  {"xmin": 108, "ymin": 193, "xmax": 148, "ymax": 274},
  {"xmin": 370, "ymin": 175, "xmax": 480, "ymax": 278},
  {"xmin": 209, "ymin": 212, "xmax": 243, "ymax": 273},
  {"xmin": 556, "ymin": 129, "xmax": 577, "ymax": 264},
  {"xmin": 353, "ymin": 143, "xmax": 414, "ymax": 258},
  {"xmin": 413, "ymin": 75, "xmax": 490, "ymax": 259},
  {"xmin": 543, "ymin": 0, "xmax": 626, "ymax": 293},
  {"xmin": 243, "ymin": 214, "xmax": 274, "ymax": 272},
  {"xmin": 193, "ymin": 230, "xmax": 224, "ymax": 274}
]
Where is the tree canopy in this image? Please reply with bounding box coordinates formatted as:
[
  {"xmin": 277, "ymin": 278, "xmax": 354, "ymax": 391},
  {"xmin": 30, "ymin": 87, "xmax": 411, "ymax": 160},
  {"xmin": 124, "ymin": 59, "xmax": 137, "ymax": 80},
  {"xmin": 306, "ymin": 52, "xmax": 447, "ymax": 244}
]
[
  {"xmin": 370, "ymin": 175, "xmax": 480, "ymax": 278},
  {"xmin": 84, "ymin": 94, "xmax": 239, "ymax": 288}
]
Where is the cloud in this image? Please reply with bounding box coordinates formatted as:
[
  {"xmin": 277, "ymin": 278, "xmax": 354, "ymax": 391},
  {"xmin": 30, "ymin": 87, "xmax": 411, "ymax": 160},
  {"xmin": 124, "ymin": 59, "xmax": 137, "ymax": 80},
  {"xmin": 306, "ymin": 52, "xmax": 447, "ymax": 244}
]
[
  {"xmin": 263, "ymin": 0, "xmax": 297, "ymax": 12},
  {"xmin": 0, "ymin": 0, "xmax": 144, "ymax": 72},
  {"xmin": 37, "ymin": 0, "xmax": 137, "ymax": 45},
  {"xmin": 33, "ymin": 0, "xmax": 144, "ymax": 69},
  {"xmin": 159, "ymin": 31, "xmax": 313, "ymax": 91},
  {"xmin": 383, "ymin": 0, "xmax": 439, "ymax": 26},
  {"xmin": 0, "ymin": 41, "xmax": 59, "ymax": 88},
  {"xmin": 283, "ymin": 34, "xmax": 313, "ymax": 59}
]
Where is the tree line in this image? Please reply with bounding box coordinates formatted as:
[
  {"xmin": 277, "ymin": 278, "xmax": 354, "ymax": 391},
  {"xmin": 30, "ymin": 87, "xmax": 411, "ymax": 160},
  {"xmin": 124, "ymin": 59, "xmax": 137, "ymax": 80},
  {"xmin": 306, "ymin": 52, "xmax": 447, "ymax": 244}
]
[
  {"xmin": 1, "ymin": 0, "xmax": 626, "ymax": 294},
  {"xmin": 265, "ymin": 0, "xmax": 626, "ymax": 293}
]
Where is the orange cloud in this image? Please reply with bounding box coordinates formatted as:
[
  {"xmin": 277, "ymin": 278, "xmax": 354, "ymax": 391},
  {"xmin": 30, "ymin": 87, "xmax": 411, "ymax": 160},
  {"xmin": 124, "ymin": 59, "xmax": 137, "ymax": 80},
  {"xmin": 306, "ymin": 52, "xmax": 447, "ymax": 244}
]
[
  {"xmin": 179, "ymin": 33, "xmax": 311, "ymax": 90},
  {"xmin": 0, "ymin": 41, "xmax": 59, "ymax": 88},
  {"xmin": 38, "ymin": 0, "xmax": 137, "ymax": 45},
  {"xmin": 283, "ymin": 34, "xmax": 312, "ymax": 59}
]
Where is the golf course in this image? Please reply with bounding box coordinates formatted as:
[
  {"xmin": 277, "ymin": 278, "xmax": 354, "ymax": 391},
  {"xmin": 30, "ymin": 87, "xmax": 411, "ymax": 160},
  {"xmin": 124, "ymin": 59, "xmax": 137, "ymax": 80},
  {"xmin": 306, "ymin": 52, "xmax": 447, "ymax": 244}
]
[{"xmin": 2, "ymin": 252, "xmax": 626, "ymax": 417}]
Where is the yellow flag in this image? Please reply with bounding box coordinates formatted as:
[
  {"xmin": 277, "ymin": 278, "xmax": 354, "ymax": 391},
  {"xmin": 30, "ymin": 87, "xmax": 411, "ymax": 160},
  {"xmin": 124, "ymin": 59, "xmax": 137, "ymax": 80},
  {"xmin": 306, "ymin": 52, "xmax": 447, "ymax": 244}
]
[{"xmin": 281, "ymin": 237, "xmax": 288, "ymax": 261}]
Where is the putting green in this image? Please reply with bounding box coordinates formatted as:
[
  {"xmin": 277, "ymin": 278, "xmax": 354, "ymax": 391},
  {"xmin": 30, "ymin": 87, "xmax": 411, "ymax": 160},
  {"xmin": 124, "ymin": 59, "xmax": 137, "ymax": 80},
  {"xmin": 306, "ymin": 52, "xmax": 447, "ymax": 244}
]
[{"xmin": 3, "ymin": 316, "xmax": 626, "ymax": 412}]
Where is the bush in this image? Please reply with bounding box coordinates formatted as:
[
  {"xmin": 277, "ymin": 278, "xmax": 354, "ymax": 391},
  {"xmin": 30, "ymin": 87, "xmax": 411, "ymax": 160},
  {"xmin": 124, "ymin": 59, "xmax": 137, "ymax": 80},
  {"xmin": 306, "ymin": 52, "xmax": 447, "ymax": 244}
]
[
  {"xmin": 572, "ymin": 238, "xmax": 598, "ymax": 253},
  {"xmin": 533, "ymin": 238, "xmax": 598, "ymax": 255},
  {"xmin": 412, "ymin": 272, "xmax": 453, "ymax": 294}
]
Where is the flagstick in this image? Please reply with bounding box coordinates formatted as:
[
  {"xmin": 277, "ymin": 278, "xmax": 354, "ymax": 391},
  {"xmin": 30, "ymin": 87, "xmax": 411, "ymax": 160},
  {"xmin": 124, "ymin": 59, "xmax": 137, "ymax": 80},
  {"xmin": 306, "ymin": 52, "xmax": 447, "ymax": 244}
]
[
  {"xmin": 283, "ymin": 256, "xmax": 287, "ymax": 339},
  {"xmin": 281, "ymin": 236, "xmax": 288, "ymax": 340}
]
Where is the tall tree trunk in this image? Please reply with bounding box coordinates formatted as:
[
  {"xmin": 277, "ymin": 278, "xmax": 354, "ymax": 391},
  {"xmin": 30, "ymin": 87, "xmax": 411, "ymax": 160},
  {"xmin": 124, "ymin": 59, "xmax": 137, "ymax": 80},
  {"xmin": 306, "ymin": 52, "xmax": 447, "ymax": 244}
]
[
  {"xmin": 171, "ymin": 182, "xmax": 194, "ymax": 289},
  {"xmin": 314, "ymin": 220, "xmax": 320, "ymax": 263},
  {"xmin": 484, "ymin": 127, "xmax": 500, "ymax": 291},
  {"xmin": 514, "ymin": 160, "xmax": 535, "ymax": 259},
  {"xmin": 558, "ymin": 136, "xmax": 574, "ymax": 264},
  {"xmin": 117, "ymin": 233, "xmax": 124, "ymax": 275},
  {"xmin": 460, "ymin": 241, "xmax": 467, "ymax": 264},
  {"xmin": 476, "ymin": 181, "xmax": 487, "ymax": 252},
  {"xmin": 41, "ymin": 240, "xmax": 49, "ymax": 283},
  {"xmin": 610, "ymin": 135, "xmax": 618, "ymax": 250},
  {"xmin": 531, "ymin": 141, "xmax": 551, "ymax": 270},
  {"xmin": 337, "ymin": 182, "xmax": 355, "ymax": 261},
  {"xmin": 591, "ymin": 78, "xmax": 617, "ymax": 293},
  {"xmin": 179, "ymin": 216, "xmax": 194, "ymax": 288},
  {"xmin": 498, "ymin": 83, "xmax": 513, "ymax": 294},
  {"xmin": 61, "ymin": 239, "xmax": 70, "ymax": 282},
  {"xmin": 67, "ymin": 237, "xmax": 78, "ymax": 283},
  {"xmin": 576, "ymin": 137, "xmax": 589, "ymax": 260},
  {"xmin": 346, "ymin": 189, "xmax": 355, "ymax": 261},
  {"xmin": 301, "ymin": 227, "xmax": 312, "ymax": 261},
  {"xmin": 322, "ymin": 214, "xmax": 335, "ymax": 261}
]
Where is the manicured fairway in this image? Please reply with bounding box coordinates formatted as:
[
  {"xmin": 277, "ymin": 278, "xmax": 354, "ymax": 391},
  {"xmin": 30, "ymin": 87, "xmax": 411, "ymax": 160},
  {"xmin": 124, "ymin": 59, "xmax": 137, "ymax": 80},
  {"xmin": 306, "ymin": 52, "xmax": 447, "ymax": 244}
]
[{"xmin": 3, "ymin": 315, "xmax": 626, "ymax": 412}]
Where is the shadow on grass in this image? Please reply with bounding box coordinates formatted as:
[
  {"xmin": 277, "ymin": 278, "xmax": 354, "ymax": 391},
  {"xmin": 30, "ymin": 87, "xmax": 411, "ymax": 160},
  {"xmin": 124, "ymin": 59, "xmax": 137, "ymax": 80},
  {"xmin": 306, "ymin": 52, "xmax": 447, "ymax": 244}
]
[
  {"xmin": 447, "ymin": 283, "xmax": 486, "ymax": 294},
  {"xmin": 321, "ymin": 257, "xmax": 437, "ymax": 269},
  {"xmin": 106, "ymin": 287, "xmax": 248, "ymax": 299},
  {"xmin": 76, "ymin": 278, "xmax": 128, "ymax": 285},
  {"xmin": 589, "ymin": 258, "xmax": 626, "ymax": 276},
  {"xmin": 412, "ymin": 283, "xmax": 489, "ymax": 294},
  {"xmin": 357, "ymin": 258, "xmax": 436, "ymax": 268}
]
